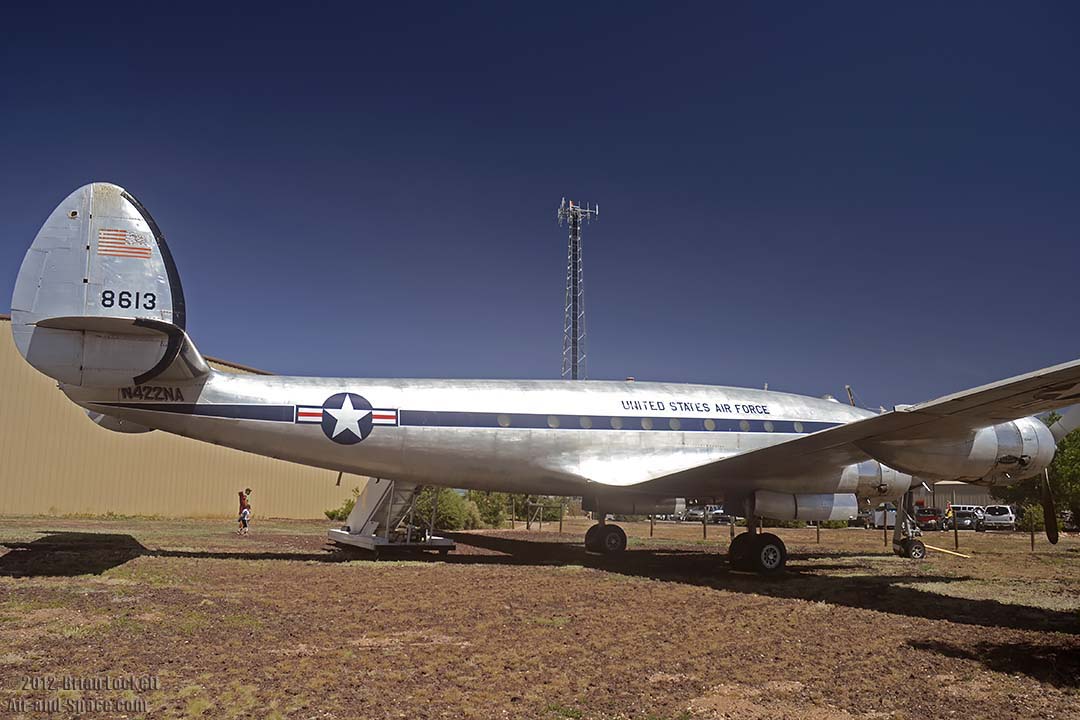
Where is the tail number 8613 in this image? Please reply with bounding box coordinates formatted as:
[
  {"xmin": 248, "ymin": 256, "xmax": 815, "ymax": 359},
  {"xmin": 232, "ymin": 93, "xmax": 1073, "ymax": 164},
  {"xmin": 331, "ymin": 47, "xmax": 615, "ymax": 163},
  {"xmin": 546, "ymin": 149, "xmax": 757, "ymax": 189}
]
[{"xmin": 101, "ymin": 290, "xmax": 156, "ymax": 310}]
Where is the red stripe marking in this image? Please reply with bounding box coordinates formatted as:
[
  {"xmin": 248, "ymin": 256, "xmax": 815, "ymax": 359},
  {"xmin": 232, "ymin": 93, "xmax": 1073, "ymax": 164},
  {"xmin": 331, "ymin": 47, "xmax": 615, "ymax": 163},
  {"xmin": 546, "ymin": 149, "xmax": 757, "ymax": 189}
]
[{"xmin": 373, "ymin": 413, "xmax": 396, "ymax": 420}]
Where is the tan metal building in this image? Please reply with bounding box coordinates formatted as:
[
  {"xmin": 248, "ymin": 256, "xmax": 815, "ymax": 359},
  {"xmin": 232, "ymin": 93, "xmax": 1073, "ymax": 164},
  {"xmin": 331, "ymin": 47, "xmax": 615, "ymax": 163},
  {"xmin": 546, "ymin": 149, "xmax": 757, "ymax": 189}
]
[{"xmin": 0, "ymin": 315, "xmax": 362, "ymax": 518}]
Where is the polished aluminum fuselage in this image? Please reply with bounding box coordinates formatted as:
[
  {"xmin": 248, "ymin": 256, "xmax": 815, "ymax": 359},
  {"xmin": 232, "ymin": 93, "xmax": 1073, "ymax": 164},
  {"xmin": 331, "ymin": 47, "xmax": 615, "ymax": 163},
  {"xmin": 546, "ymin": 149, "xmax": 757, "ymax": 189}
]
[{"xmin": 70, "ymin": 372, "xmax": 873, "ymax": 498}]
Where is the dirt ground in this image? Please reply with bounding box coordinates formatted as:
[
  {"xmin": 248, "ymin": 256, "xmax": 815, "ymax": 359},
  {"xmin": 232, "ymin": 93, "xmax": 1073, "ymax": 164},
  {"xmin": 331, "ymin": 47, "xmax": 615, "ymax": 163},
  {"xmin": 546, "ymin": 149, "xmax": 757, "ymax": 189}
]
[{"xmin": 0, "ymin": 516, "xmax": 1077, "ymax": 719}]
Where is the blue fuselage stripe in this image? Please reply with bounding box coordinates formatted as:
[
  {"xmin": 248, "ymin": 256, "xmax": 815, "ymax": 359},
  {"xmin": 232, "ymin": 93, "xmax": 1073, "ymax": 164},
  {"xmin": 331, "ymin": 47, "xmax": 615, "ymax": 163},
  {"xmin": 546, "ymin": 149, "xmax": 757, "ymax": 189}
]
[{"xmin": 95, "ymin": 403, "xmax": 843, "ymax": 435}]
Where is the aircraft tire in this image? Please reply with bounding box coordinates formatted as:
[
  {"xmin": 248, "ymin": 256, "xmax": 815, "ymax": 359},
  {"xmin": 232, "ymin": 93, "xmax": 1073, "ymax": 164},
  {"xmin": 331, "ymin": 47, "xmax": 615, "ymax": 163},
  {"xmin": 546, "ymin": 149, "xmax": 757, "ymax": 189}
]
[
  {"xmin": 900, "ymin": 539, "xmax": 926, "ymax": 560},
  {"xmin": 584, "ymin": 524, "xmax": 603, "ymax": 552},
  {"xmin": 728, "ymin": 532, "xmax": 754, "ymax": 570},
  {"xmin": 598, "ymin": 525, "xmax": 627, "ymax": 554},
  {"xmin": 749, "ymin": 533, "xmax": 787, "ymax": 574}
]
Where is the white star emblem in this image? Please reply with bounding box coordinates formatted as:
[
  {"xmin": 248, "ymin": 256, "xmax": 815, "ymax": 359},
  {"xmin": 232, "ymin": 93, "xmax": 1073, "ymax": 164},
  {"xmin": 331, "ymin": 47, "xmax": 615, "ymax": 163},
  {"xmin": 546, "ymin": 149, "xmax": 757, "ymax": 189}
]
[{"xmin": 325, "ymin": 394, "xmax": 371, "ymax": 439}]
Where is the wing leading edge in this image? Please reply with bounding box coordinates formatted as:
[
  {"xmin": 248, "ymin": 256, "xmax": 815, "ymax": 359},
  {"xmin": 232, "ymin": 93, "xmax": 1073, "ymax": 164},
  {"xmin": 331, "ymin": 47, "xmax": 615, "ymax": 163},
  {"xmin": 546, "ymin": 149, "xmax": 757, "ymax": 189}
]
[{"xmin": 630, "ymin": 356, "xmax": 1080, "ymax": 497}]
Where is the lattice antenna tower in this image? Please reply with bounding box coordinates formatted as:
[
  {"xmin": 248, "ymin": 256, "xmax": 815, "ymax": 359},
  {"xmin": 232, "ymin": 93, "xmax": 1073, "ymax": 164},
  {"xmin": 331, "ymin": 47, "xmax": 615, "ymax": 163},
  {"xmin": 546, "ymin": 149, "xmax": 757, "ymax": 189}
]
[{"xmin": 558, "ymin": 198, "xmax": 598, "ymax": 380}]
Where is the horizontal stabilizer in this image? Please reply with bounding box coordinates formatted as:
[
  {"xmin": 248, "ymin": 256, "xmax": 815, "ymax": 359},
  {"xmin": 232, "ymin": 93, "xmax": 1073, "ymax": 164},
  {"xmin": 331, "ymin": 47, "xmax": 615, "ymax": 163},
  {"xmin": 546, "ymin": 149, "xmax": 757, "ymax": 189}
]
[
  {"xmin": 86, "ymin": 409, "xmax": 154, "ymax": 434},
  {"xmin": 26, "ymin": 315, "xmax": 208, "ymax": 387}
]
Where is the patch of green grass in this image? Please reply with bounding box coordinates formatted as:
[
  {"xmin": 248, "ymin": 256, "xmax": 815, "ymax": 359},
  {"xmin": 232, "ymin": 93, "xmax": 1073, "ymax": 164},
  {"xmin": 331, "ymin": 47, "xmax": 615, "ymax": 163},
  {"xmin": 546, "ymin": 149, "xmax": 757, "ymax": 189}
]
[
  {"xmin": 546, "ymin": 704, "xmax": 583, "ymax": 719},
  {"xmin": 533, "ymin": 615, "xmax": 572, "ymax": 628},
  {"xmin": 221, "ymin": 613, "xmax": 262, "ymax": 631},
  {"xmin": 185, "ymin": 697, "xmax": 212, "ymax": 718},
  {"xmin": 60, "ymin": 623, "xmax": 102, "ymax": 639},
  {"xmin": 176, "ymin": 611, "xmax": 211, "ymax": 635}
]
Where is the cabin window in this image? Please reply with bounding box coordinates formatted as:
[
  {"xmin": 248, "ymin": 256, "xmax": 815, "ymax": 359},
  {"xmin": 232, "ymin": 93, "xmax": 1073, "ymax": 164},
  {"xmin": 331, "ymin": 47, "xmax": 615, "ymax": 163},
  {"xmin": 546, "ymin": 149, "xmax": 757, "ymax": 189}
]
[
  {"xmin": 641, "ymin": 417, "xmax": 654, "ymax": 430},
  {"xmin": 794, "ymin": 421, "xmax": 804, "ymax": 433},
  {"xmin": 547, "ymin": 415, "xmax": 560, "ymax": 429},
  {"xmin": 668, "ymin": 418, "xmax": 681, "ymax": 431},
  {"xmin": 579, "ymin": 416, "xmax": 593, "ymax": 429},
  {"xmin": 610, "ymin": 417, "xmax": 623, "ymax": 429},
  {"xmin": 739, "ymin": 420, "xmax": 751, "ymax": 432},
  {"xmin": 497, "ymin": 414, "xmax": 511, "ymax": 428},
  {"xmin": 763, "ymin": 420, "xmax": 774, "ymax": 432},
  {"xmin": 704, "ymin": 418, "xmax": 716, "ymax": 431}
]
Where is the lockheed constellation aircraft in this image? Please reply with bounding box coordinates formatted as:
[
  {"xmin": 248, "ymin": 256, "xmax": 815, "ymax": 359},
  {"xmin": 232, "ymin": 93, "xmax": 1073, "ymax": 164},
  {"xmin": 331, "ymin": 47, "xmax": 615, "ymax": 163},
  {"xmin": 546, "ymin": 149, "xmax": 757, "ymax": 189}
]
[{"xmin": 10, "ymin": 183, "xmax": 1079, "ymax": 572}]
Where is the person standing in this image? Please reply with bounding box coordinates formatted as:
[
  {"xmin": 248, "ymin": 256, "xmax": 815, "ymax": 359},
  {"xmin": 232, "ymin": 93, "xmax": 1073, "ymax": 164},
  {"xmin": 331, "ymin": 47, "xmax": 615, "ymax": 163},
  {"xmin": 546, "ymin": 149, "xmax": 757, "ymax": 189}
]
[{"xmin": 237, "ymin": 488, "xmax": 252, "ymax": 535}]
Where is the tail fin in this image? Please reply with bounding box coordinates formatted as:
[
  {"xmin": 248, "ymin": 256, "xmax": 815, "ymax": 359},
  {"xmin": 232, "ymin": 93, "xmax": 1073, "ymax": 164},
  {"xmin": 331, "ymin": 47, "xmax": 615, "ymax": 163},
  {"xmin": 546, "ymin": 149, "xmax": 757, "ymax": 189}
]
[{"xmin": 11, "ymin": 182, "xmax": 208, "ymax": 387}]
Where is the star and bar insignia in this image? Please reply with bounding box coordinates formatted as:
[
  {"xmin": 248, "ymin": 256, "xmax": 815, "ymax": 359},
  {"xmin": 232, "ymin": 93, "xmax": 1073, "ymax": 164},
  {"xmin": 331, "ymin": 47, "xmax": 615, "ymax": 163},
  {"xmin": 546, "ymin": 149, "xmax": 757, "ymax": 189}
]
[{"xmin": 295, "ymin": 393, "xmax": 397, "ymax": 445}]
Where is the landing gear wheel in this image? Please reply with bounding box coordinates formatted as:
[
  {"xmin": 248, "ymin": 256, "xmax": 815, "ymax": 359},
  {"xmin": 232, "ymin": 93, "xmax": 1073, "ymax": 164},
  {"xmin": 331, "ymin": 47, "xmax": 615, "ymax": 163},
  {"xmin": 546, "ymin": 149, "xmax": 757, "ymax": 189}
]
[
  {"xmin": 584, "ymin": 524, "xmax": 603, "ymax": 552},
  {"xmin": 598, "ymin": 525, "xmax": 627, "ymax": 554},
  {"xmin": 728, "ymin": 532, "xmax": 754, "ymax": 570},
  {"xmin": 900, "ymin": 539, "xmax": 926, "ymax": 560},
  {"xmin": 749, "ymin": 533, "xmax": 787, "ymax": 574}
]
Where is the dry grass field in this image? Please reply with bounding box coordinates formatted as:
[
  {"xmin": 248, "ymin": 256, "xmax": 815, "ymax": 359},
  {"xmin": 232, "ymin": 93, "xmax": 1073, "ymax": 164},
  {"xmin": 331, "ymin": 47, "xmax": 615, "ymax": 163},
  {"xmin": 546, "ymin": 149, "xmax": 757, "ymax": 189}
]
[{"xmin": 0, "ymin": 515, "xmax": 1077, "ymax": 719}]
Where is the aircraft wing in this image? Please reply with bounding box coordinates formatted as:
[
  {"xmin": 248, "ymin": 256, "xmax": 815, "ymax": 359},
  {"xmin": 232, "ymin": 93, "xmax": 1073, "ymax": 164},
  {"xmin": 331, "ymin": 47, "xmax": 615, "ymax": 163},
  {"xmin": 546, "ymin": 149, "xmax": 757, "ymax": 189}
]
[{"xmin": 633, "ymin": 357, "xmax": 1080, "ymax": 496}]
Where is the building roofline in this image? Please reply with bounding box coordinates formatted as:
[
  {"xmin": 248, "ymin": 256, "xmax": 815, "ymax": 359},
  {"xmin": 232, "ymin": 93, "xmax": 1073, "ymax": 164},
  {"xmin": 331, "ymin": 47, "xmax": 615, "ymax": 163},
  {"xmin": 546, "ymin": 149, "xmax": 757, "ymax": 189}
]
[{"xmin": 0, "ymin": 314, "xmax": 272, "ymax": 375}]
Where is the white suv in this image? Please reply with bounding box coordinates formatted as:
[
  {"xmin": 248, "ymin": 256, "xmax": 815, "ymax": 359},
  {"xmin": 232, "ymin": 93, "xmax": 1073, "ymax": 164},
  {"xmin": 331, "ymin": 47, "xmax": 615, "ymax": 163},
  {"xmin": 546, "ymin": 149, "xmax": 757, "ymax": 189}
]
[{"xmin": 982, "ymin": 504, "xmax": 1017, "ymax": 531}]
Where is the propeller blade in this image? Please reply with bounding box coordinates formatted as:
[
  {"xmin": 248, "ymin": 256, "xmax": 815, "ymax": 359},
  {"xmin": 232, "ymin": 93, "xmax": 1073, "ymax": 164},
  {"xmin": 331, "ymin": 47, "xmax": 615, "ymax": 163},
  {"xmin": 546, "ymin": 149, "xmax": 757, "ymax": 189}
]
[{"xmin": 1040, "ymin": 472, "xmax": 1059, "ymax": 545}]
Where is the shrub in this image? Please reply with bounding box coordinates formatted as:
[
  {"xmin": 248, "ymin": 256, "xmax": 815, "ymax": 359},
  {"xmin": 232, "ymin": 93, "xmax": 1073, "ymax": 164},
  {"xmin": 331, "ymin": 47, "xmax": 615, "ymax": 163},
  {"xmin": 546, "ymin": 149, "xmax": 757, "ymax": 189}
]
[
  {"xmin": 412, "ymin": 488, "xmax": 482, "ymax": 531},
  {"xmin": 325, "ymin": 486, "xmax": 361, "ymax": 521}
]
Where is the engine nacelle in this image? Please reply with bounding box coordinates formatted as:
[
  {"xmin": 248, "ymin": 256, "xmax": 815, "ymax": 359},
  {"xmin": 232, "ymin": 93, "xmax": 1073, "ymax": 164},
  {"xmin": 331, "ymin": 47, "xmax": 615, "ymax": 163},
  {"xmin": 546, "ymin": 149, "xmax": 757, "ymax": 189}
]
[
  {"xmin": 841, "ymin": 460, "xmax": 913, "ymax": 500},
  {"xmin": 754, "ymin": 491, "xmax": 858, "ymax": 522},
  {"xmin": 858, "ymin": 417, "xmax": 1055, "ymax": 486},
  {"xmin": 582, "ymin": 495, "xmax": 685, "ymax": 516}
]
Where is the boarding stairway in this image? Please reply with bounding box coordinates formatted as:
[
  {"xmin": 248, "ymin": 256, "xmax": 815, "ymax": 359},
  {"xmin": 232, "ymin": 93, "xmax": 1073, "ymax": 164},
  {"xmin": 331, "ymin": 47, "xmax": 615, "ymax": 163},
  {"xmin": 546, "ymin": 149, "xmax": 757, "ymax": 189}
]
[{"xmin": 327, "ymin": 478, "xmax": 455, "ymax": 556}]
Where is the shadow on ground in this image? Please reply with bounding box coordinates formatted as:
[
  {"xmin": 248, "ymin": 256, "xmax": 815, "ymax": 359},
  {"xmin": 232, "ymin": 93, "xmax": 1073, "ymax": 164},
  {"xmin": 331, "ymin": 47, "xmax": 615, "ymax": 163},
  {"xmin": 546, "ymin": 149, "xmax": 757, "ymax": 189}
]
[
  {"xmin": 2, "ymin": 529, "xmax": 1076, "ymax": 640},
  {"xmin": 908, "ymin": 639, "xmax": 1080, "ymax": 688}
]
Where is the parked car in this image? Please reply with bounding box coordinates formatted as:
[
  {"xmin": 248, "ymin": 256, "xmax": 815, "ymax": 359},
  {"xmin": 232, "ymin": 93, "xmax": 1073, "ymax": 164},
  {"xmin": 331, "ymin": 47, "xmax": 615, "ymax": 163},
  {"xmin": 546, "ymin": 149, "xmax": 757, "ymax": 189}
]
[
  {"xmin": 848, "ymin": 509, "xmax": 871, "ymax": 528},
  {"xmin": 945, "ymin": 510, "xmax": 985, "ymax": 531},
  {"xmin": 708, "ymin": 506, "xmax": 733, "ymax": 524},
  {"xmin": 915, "ymin": 507, "xmax": 945, "ymax": 531},
  {"xmin": 683, "ymin": 507, "xmax": 705, "ymax": 523},
  {"xmin": 950, "ymin": 504, "xmax": 985, "ymax": 518},
  {"xmin": 982, "ymin": 504, "xmax": 1017, "ymax": 531}
]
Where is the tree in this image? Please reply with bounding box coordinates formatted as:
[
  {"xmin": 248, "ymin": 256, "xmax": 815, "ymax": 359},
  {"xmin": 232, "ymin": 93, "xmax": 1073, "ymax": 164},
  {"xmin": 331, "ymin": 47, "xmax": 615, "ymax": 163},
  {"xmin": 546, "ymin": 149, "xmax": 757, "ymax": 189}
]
[{"xmin": 991, "ymin": 413, "xmax": 1080, "ymax": 521}]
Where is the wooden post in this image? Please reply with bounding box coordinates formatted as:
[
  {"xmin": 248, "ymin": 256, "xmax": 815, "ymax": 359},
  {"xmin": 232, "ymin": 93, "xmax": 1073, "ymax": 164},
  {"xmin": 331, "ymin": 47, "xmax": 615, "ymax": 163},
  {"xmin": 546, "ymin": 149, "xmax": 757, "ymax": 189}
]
[
  {"xmin": 538, "ymin": 504, "xmax": 543, "ymax": 532},
  {"xmin": 702, "ymin": 509, "xmax": 707, "ymax": 540},
  {"xmin": 816, "ymin": 521, "xmax": 821, "ymax": 544},
  {"xmin": 511, "ymin": 497, "xmax": 516, "ymax": 529},
  {"xmin": 952, "ymin": 491, "xmax": 959, "ymax": 551},
  {"xmin": 559, "ymin": 502, "xmax": 564, "ymax": 534},
  {"xmin": 1030, "ymin": 509, "xmax": 1036, "ymax": 552},
  {"xmin": 883, "ymin": 507, "xmax": 888, "ymax": 547},
  {"xmin": 430, "ymin": 487, "xmax": 439, "ymax": 536},
  {"xmin": 649, "ymin": 514, "xmax": 654, "ymax": 537}
]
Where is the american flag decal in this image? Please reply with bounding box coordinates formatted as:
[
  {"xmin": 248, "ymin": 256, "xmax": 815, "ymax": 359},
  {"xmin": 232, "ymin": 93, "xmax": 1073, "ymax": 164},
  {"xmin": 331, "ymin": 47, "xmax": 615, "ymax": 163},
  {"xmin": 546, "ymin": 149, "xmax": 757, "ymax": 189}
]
[
  {"xmin": 296, "ymin": 406, "xmax": 324, "ymax": 424},
  {"xmin": 97, "ymin": 228, "xmax": 153, "ymax": 259}
]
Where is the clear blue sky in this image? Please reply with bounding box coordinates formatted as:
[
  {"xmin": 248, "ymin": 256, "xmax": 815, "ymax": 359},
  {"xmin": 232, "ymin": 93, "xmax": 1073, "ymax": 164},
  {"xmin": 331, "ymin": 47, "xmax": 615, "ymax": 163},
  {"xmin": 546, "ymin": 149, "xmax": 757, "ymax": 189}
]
[{"xmin": 2, "ymin": 2, "xmax": 1077, "ymax": 411}]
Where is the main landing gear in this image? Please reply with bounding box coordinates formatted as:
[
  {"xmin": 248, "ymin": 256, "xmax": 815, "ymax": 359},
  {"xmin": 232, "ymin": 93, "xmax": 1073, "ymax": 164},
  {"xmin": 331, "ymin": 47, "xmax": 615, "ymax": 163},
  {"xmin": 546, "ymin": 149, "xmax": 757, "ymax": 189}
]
[
  {"xmin": 728, "ymin": 515, "xmax": 787, "ymax": 574},
  {"xmin": 729, "ymin": 530, "xmax": 788, "ymax": 574},
  {"xmin": 584, "ymin": 521, "xmax": 627, "ymax": 554}
]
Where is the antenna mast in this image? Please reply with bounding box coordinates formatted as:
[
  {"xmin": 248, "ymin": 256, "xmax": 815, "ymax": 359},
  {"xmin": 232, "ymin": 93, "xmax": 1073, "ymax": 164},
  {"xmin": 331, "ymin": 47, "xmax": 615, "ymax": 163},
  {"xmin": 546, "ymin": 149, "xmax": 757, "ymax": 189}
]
[{"xmin": 558, "ymin": 198, "xmax": 598, "ymax": 380}]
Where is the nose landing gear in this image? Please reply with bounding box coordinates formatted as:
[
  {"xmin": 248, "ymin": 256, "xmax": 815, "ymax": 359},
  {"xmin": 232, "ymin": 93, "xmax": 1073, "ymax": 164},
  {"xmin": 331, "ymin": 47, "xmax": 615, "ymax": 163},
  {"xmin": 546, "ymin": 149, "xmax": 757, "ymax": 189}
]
[{"xmin": 892, "ymin": 490, "xmax": 926, "ymax": 560}]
